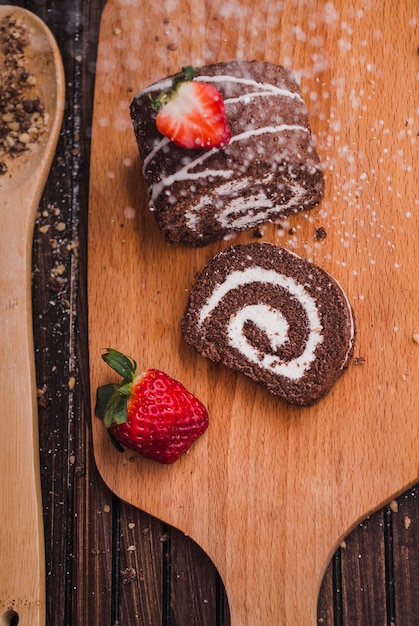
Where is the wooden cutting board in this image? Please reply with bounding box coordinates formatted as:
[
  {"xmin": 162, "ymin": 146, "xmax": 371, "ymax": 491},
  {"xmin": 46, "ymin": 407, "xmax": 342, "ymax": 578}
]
[{"xmin": 88, "ymin": 1, "xmax": 419, "ymax": 623}]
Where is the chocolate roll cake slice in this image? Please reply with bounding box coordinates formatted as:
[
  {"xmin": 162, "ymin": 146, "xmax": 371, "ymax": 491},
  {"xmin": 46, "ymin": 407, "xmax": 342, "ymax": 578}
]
[
  {"xmin": 181, "ymin": 243, "xmax": 355, "ymax": 405},
  {"xmin": 130, "ymin": 61, "xmax": 325, "ymax": 247}
]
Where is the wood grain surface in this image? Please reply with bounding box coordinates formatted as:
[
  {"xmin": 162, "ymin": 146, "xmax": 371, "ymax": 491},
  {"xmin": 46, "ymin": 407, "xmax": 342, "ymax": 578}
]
[
  {"xmin": 88, "ymin": 1, "xmax": 419, "ymax": 624},
  {"xmin": 0, "ymin": 0, "xmax": 414, "ymax": 624}
]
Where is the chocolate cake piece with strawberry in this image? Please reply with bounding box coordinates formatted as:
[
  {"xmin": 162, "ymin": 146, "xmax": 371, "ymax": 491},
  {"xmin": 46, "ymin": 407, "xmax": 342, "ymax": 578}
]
[{"xmin": 130, "ymin": 60, "xmax": 325, "ymax": 247}]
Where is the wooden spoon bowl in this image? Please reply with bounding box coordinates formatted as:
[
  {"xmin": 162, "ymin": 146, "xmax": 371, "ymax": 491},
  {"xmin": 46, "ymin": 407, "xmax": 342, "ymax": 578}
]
[{"xmin": 0, "ymin": 6, "xmax": 64, "ymax": 625}]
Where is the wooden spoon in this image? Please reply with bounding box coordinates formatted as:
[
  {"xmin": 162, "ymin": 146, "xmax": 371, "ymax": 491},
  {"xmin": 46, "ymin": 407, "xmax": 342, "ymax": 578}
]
[{"xmin": 0, "ymin": 7, "xmax": 64, "ymax": 625}]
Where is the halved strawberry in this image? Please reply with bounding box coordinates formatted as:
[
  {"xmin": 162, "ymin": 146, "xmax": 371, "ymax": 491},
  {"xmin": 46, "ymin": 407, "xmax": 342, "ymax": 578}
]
[
  {"xmin": 151, "ymin": 65, "xmax": 231, "ymax": 149},
  {"xmin": 95, "ymin": 348, "xmax": 209, "ymax": 464}
]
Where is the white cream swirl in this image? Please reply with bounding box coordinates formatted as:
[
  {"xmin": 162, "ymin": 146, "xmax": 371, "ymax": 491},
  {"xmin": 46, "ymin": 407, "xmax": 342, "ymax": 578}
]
[
  {"xmin": 184, "ymin": 178, "xmax": 306, "ymax": 234},
  {"xmin": 198, "ymin": 266, "xmax": 324, "ymax": 380}
]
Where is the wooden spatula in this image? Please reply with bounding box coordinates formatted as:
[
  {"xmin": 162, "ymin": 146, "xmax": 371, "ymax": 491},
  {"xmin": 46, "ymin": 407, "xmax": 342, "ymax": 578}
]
[{"xmin": 0, "ymin": 7, "xmax": 64, "ymax": 625}]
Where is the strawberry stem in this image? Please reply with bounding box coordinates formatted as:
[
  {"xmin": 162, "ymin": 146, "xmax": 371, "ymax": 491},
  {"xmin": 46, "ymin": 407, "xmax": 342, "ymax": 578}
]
[
  {"xmin": 180, "ymin": 64, "xmax": 195, "ymax": 81},
  {"xmin": 150, "ymin": 65, "xmax": 196, "ymax": 111},
  {"xmin": 172, "ymin": 65, "xmax": 196, "ymax": 90}
]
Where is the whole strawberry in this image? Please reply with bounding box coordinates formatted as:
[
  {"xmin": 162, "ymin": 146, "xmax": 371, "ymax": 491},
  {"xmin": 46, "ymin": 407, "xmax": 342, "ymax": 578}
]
[
  {"xmin": 151, "ymin": 65, "xmax": 231, "ymax": 149},
  {"xmin": 95, "ymin": 348, "xmax": 209, "ymax": 464}
]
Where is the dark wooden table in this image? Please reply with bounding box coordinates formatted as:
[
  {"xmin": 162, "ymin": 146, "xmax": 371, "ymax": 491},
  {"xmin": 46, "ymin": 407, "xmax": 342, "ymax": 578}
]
[{"xmin": 2, "ymin": 1, "xmax": 418, "ymax": 624}]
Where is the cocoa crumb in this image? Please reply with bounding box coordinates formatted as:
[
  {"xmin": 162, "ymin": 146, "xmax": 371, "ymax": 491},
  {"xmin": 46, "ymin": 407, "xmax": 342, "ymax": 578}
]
[
  {"xmin": 121, "ymin": 567, "xmax": 137, "ymax": 585},
  {"xmin": 74, "ymin": 463, "xmax": 86, "ymax": 477},
  {"xmin": 252, "ymin": 226, "xmax": 265, "ymax": 238},
  {"xmin": 314, "ymin": 226, "xmax": 327, "ymax": 240},
  {"xmin": 0, "ymin": 14, "xmax": 47, "ymax": 165},
  {"xmin": 37, "ymin": 384, "xmax": 48, "ymax": 408}
]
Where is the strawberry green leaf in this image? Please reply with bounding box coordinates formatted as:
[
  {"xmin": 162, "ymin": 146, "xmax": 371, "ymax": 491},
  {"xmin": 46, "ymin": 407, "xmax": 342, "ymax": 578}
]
[
  {"xmin": 96, "ymin": 349, "xmax": 136, "ymax": 429},
  {"xmin": 150, "ymin": 91, "xmax": 169, "ymax": 112},
  {"xmin": 103, "ymin": 391, "xmax": 128, "ymax": 428},
  {"xmin": 95, "ymin": 383, "xmax": 117, "ymax": 421},
  {"xmin": 181, "ymin": 65, "xmax": 195, "ymax": 81},
  {"xmin": 101, "ymin": 348, "xmax": 136, "ymax": 381},
  {"xmin": 95, "ymin": 382, "xmax": 128, "ymax": 429}
]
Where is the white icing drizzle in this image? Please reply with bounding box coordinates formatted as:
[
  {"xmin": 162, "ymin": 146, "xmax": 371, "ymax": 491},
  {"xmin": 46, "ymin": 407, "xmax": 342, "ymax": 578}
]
[
  {"xmin": 149, "ymin": 124, "xmax": 308, "ymax": 202},
  {"xmin": 225, "ymin": 91, "xmax": 296, "ymax": 104},
  {"xmin": 142, "ymin": 136, "xmax": 170, "ymax": 174},
  {"xmin": 198, "ymin": 266, "xmax": 324, "ymax": 380},
  {"xmin": 138, "ymin": 74, "xmax": 304, "ymax": 102}
]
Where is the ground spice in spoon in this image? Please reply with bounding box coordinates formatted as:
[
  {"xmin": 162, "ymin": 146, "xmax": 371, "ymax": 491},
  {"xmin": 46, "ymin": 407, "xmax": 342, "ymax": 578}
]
[{"xmin": 0, "ymin": 14, "xmax": 48, "ymax": 174}]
